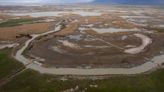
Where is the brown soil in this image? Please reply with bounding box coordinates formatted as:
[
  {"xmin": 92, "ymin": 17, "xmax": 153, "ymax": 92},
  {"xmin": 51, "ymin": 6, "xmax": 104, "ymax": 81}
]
[
  {"xmin": 24, "ymin": 15, "xmax": 164, "ymax": 68},
  {"xmin": 27, "ymin": 31, "xmax": 161, "ymax": 68}
]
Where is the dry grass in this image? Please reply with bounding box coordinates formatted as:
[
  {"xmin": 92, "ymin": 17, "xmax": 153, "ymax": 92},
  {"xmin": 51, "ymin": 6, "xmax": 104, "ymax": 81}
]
[
  {"xmin": 54, "ymin": 23, "xmax": 78, "ymax": 36},
  {"xmin": 0, "ymin": 23, "xmax": 52, "ymax": 40},
  {"xmin": 0, "ymin": 14, "xmax": 14, "ymax": 19}
]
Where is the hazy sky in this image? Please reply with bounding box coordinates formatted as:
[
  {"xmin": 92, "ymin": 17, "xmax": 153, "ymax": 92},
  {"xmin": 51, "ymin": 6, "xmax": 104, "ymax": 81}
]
[{"xmin": 0, "ymin": 0, "xmax": 94, "ymax": 3}]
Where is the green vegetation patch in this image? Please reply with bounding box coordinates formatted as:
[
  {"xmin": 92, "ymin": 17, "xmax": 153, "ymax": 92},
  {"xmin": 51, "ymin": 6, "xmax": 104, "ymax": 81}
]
[
  {"xmin": 154, "ymin": 28, "xmax": 164, "ymax": 33},
  {"xmin": 0, "ymin": 18, "xmax": 40, "ymax": 27},
  {"xmin": 0, "ymin": 49, "xmax": 164, "ymax": 92},
  {"xmin": 146, "ymin": 27, "xmax": 164, "ymax": 33},
  {"xmin": 1, "ymin": 69, "xmax": 164, "ymax": 92},
  {"xmin": 0, "ymin": 49, "xmax": 23, "ymax": 79}
]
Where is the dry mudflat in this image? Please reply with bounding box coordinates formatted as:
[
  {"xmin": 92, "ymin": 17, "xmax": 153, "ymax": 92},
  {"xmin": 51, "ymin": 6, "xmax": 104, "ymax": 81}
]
[{"xmin": 0, "ymin": 5, "xmax": 164, "ymax": 70}]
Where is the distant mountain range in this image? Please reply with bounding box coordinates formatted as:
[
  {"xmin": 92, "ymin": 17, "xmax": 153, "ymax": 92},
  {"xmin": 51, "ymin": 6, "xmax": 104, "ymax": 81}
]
[{"xmin": 93, "ymin": 0, "xmax": 164, "ymax": 5}]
